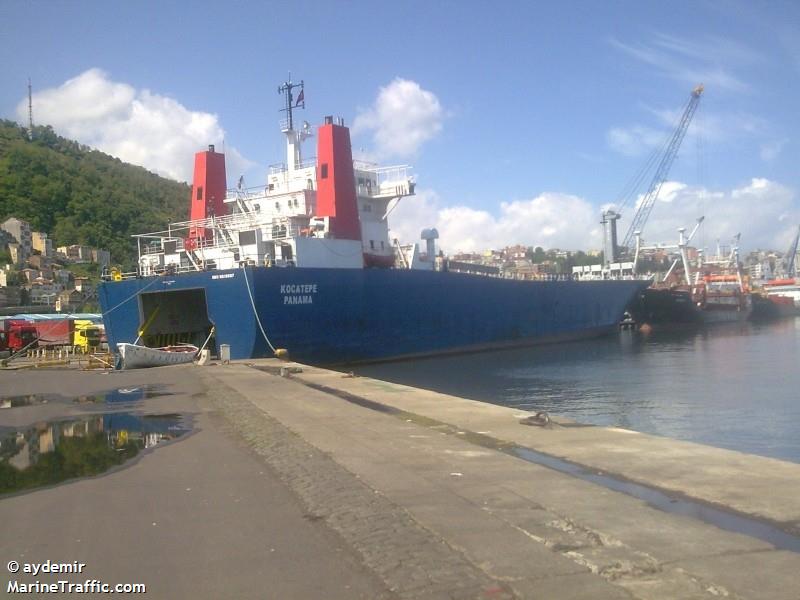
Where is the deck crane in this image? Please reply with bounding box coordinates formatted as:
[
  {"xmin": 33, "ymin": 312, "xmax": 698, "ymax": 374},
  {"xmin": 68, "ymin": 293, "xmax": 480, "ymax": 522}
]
[{"xmin": 603, "ymin": 84, "xmax": 704, "ymax": 266}]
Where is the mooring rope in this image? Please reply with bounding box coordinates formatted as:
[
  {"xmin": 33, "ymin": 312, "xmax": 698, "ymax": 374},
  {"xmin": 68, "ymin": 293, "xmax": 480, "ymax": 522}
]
[
  {"xmin": 242, "ymin": 267, "xmax": 277, "ymax": 354},
  {"xmin": 101, "ymin": 276, "xmax": 162, "ymax": 316}
]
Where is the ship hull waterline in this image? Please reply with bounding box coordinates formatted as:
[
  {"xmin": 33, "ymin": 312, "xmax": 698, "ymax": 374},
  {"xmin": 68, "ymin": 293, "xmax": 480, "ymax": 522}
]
[
  {"xmin": 99, "ymin": 267, "xmax": 650, "ymax": 366},
  {"xmin": 632, "ymin": 287, "xmax": 752, "ymax": 327}
]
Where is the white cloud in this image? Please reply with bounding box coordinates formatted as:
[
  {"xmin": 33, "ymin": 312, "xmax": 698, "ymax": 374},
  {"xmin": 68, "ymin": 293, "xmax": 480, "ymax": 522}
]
[
  {"xmin": 607, "ymin": 125, "xmax": 665, "ymax": 157},
  {"xmin": 352, "ymin": 78, "xmax": 444, "ymax": 159},
  {"xmin": 607, "ymin": 96, "xmax": 771, "ymax": 161},
  {"xmin": 17, "ymin": 68, "xmax": 253, "ymax": 181},
  {"xmin": 760, "ymin": 138, "xmax": 788, "ymax": 162},
  {"xmin": 390, "ymin": 189, "xmax": 603, "ymax": 254},
  {"xmin": 605, "ymin": 33, "xmax": 784, "ymax": 164},
  {"xmin": 623, "ymin": 178, "xmax": 799, "ymax": 251},
  {"xmin": 608, "ymin": 33, "xmax": 754, "ymax": 92},
  {"xmin": 389, "ymin": 179, "xmax": 798, "ymax": 255},
  {"xmin": 651, "ymin": 33, "xmax": 764, "ymax": 67},
  {"xmin": 652, "ymin": 103, "xmax": 769, "ymax": 143}
]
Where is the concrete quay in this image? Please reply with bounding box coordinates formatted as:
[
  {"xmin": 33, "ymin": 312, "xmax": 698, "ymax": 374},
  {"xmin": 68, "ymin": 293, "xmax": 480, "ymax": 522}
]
[
  {"xmin": 1, "ymin": 359, "xmax": 799, "ymax": 599},
  {"xmin": 203, "ymin": 359, "xmax": 800, "ymax": 600}
]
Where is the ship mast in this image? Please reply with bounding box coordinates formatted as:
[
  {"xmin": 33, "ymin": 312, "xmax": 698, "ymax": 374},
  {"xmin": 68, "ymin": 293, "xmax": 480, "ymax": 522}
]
[{"xmin": 277, "ymin": 79, "xmax": 307, "ymax": 172}]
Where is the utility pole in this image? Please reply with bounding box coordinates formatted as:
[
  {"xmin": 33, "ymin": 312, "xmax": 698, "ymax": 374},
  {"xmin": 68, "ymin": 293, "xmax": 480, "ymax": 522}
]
[{"xmin": 27, "ymin": 78, "xmax": 34, "ymax": 140}]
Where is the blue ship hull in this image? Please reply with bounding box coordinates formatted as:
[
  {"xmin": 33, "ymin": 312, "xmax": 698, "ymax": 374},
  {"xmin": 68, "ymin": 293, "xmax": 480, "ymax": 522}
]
[{"xmin": 98, "ymin": 267, "xmax": 648, "ymax": 365}]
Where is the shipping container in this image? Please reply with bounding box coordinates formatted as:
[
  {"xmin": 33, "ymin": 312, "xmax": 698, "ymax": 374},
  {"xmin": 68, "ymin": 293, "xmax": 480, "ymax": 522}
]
[{"xmin": 34, "ymin": 319, "xmax": 73, "ymax": 346}]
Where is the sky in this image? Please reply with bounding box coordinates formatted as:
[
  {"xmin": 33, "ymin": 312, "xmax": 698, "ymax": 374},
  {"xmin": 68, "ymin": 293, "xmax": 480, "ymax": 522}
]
[{"xmin": 2, "ymin": 0, "xmax": 799, "ymax": 254}]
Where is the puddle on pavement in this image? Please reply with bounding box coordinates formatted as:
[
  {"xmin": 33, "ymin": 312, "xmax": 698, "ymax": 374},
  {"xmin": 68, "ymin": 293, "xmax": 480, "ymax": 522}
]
[
  {"xmin": 510, "ymin": 447, "xmax": 800, "ymax": 553},
  {"xmin": 0, "ymin": 412, "xmax": 192, "ymax": 495},
  {"xmin": 0, "ymin": 386, "xmax": 173, "ymax": 409}
]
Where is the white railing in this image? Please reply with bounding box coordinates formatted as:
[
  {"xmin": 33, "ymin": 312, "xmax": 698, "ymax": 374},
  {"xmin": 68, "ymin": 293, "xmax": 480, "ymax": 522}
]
[
  {"xmin": 354, "ymin": 162, "xmax": 412, "ymax": 183},
  {"xmin": 352, "ymin": 159, "xmax": 378, "ymax": 171},
  {"xmin": 268, "ymin": 158, "xmax": 317, "ymax": 175},
  {"xmin": 133, "ymin": 215, "xmax": 305, "ymax": 266},
  {"xmin": 226, "ymin": 186, "xmax": 269, "ymax": 202}
]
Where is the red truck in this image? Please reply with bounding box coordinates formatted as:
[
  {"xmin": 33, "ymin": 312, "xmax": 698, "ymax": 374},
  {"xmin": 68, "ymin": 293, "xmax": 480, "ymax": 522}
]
[{"xmin": 0, "ymin": 319, "xmax": 38, "ymax": 354}]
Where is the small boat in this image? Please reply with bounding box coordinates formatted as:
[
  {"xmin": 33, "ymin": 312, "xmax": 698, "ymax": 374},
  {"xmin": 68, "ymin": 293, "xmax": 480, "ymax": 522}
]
[{"xmin": 117, "ymin": 343, "xmax": 198, "ymax": 369}]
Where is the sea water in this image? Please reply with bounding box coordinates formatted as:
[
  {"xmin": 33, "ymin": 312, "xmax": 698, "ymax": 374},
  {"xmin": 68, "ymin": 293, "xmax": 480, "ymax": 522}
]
[{"xmin": 354, "ymin": 318, "xmax": 800, "ymax": 463}]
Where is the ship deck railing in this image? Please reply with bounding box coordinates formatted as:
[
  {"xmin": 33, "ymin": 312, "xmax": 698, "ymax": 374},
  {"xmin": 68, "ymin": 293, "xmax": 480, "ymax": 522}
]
[
  {"xmin": 267, "ymin": 158, "xmax": 317, "ymax": 175},
  {"xmin": 132, "ymin": 212, "xmax": 302, "ymax": 242},
  {"xmin": 225, "ymin": 186, "xmax": 274, "ymax": 202},
  {"xmin": 112, "ymin": 250, "xmax": 297, "ymax": 281},
  {"xmin": 353, "ymin": 162, "xmax": 414, "ymax": 187}
]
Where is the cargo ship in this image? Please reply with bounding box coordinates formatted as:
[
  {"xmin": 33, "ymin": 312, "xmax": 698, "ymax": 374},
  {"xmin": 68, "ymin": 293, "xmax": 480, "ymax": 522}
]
[
  {"xmin": 634, "ymin": 275, "xmax": 752, "ymax": 326},
  {"xmin": 629, "ymin": 223, "xmax": 753, "ymax": 327},
  {"xmin": 98, "ymin": 81, "xmax": 648, "ymax": 365},
  {"xmin": 751, "ymin": 279, "xmax": 800, "ymax": 320}
]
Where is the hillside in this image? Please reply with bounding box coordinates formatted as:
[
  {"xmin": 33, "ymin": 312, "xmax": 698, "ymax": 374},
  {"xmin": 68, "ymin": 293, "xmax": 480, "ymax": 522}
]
[{"xmin": 0, "ymin": 120, "xmax": 190, "ymax": 267}]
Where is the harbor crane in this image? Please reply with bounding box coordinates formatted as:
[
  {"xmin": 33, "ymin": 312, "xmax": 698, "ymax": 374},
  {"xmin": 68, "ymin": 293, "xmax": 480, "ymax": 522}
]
[
  {"xmin": 603, "ymin": 84, "xmax": 704, "ymax": 266},
  {"xmin": 776, "ymin": 225, "xmax": 800, "ymax": 279},
  {"xmin": 638, "ymin": 216, "xmax": 705, "ymax": 285}
]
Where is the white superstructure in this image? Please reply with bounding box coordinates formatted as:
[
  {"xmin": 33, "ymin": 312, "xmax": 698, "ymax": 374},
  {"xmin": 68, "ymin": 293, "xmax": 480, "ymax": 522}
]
[{"xmin": 129, "ymin": 82, "xmax": 424, "ymax": 278}]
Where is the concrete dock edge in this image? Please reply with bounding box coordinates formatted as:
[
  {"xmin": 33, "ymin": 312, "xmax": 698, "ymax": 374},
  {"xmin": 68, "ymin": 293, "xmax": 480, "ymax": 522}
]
[{"xmin": 200, "ymin": 360, "xmax": 800, "ymax": 600}]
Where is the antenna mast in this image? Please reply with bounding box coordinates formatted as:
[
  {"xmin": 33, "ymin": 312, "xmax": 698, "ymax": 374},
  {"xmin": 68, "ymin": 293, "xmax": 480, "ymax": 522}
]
[
  {"xmin": 277, "ymin": 78, "xmax": 307, "ymax": 172},
  {"xmin": 277, "ymin": 79, "xmax": 305, "ymax": 132},
  {"xmin": 27, "ymin": 78, "xmax": 34, "ymax": 140}
]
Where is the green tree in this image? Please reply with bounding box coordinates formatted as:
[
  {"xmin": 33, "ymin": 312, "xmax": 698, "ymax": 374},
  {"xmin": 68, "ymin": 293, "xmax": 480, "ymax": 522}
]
[{"xmin": 0, "ymin": 120, "xmax": 190, "ymax": 268}]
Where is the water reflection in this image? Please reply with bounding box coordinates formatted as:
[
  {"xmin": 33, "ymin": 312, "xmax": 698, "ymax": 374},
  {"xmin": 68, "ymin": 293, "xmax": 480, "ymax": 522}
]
[
  {"xmin": 0, "ymin": 386, "xmax": 173, "ymax": 409},
  {"xmin": 0, "ymin": 412, "xmax": 191, "ymax": 495}
]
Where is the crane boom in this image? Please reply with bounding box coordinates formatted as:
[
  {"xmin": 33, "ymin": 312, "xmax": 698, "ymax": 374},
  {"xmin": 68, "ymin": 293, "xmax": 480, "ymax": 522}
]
[
  {"xmin": 620, "ymin": 84, "xmax": 704, "ymax": 251},
  {"xmin": 779, "ymin": 225, "xmax": 800, "ymax": 278}
]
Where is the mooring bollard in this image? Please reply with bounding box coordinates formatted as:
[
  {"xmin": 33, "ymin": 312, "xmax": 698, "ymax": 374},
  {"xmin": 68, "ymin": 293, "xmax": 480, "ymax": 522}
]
[{"xmin": 196, "ymin": 349, "xmax": 210, "ymax": 366}]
